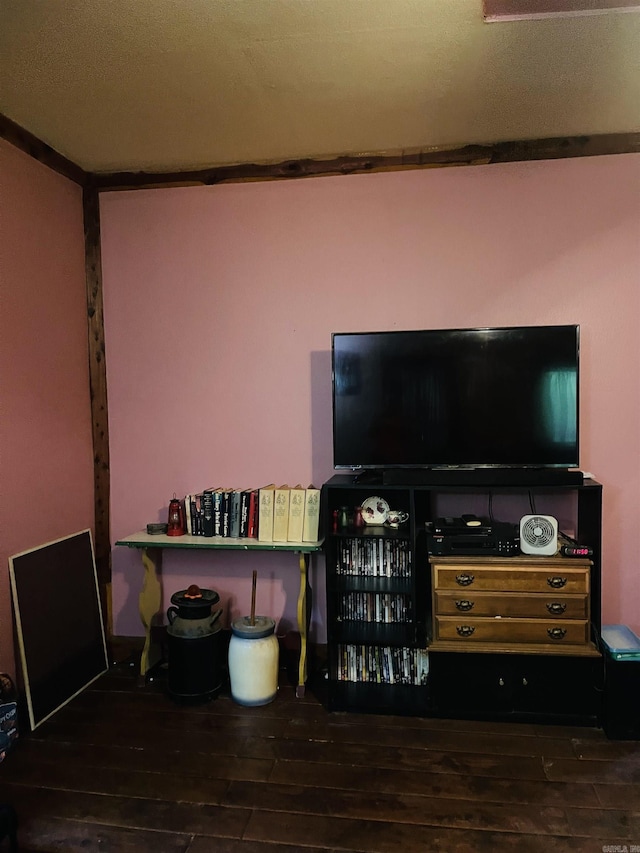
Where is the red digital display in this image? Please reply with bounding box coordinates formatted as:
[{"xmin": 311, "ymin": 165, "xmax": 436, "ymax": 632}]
[{"xmin": 562, "ymin": 545, "xmax": 593, "ymax": 557}]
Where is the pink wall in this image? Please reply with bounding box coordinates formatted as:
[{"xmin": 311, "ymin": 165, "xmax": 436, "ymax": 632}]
[
  {"xmin": 0, "ymin": 140, "xmax": 95, "ymax": 676},
  {"xmin": 100, "ymin": 154, "xmax": 640, "ymax": 642}
]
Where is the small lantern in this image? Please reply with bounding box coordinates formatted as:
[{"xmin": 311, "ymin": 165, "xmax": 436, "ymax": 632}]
[{"xmin": 167, "ymin": 495, "xmax": 186, "ymax": 536}]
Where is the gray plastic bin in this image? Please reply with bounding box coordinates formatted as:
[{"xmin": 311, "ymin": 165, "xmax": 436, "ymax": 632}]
[{"xmin": 601, "ymin": 625, "xmax": 640, "ymax": 740}]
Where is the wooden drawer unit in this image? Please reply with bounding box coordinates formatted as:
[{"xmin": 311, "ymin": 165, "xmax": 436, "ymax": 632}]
[{"xmin": 431, "ymin": 556, "xmax": 597, "ymax": 655}]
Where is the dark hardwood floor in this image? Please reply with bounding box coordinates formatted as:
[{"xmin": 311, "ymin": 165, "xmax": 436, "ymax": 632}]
[{"xmin": 0, "ymin": 645, "xmax": 638, "ymax": 853}]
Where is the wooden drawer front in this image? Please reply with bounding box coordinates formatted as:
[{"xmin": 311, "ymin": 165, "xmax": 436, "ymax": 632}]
[
  {"xmin": 434, "ymin": 591, "xmax": 588, "ymax": 620},
  {"xmin": 433, "ymin": 566, "xmax": 589, "ymax": 595},
  {"xmin": 434, "ymin": 616, "xmax": 589, "ymax": 646}
]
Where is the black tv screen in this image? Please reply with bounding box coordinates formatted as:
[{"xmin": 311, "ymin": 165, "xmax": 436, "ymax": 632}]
[{"xmin": 332, "ymin": 325, "xmax": 579, "ymax": 470}]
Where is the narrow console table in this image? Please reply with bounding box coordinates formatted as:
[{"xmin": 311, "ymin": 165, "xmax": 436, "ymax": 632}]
[{"xmin": 116, "ymin": 532, "xmax": 324, "ymax": 697}]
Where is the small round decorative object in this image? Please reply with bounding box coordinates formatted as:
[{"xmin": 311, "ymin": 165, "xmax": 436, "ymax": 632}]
[
  {"xmin": 361, "ymin": 495, "xmax": 390, "ymax": 525},
  {"xmin": 386, "ymin": 509, "xmax": 409, "ymax": 528}
]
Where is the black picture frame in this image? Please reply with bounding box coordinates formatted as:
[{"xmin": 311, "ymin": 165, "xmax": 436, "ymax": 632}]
[{"xmin": 9, "ymin": 529, "xmax": 109, "ymax": 730}]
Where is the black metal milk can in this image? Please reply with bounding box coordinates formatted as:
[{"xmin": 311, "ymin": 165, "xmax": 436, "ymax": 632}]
[{"xmin": 166, "ymin": 585, "xmax": 224, "ymax": 701}]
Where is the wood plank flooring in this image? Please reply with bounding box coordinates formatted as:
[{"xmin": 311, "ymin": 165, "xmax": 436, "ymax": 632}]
[{"xmin": 0, "ymin": 649, "xmax": 638, "ymax": 853}]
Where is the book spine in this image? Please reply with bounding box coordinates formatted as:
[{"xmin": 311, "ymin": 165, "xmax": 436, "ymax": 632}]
[
  {"xmin": 230, "ymin": 490, "xmax": 242, "ymax": 538},
  {"xmin": 302, "ymin": 486, "xmax": 320, "ymax": 542},
  {"xmin": 239, "ymin": 491, "xmax": 250, "ymax": 537},
  {"xmin": 287, "ymin": 487, "xmax": 305, "ymax": 542},
  {"xmin": 202, "ymin": 491, "xmax": 214, "ymax": 537},
  {"xmin": 247, "ymin": 490, "xmax": 258, "ymax": 538},
  {"xmin": 258, "ymin": 486, "xmax": 275, "ymax": 542},
  {"xmin": 221, "ymin": 490, "xmax": 231, "ymax": 537},
  {"xmin": 184, "ymin": 494, "xmax": 193, "ymax": 535},
  {"xmin": 213, "ymin": 490, "xmax": 223, "ymax": 537},
  {"xmin": 272, "ymin": 486, "xmax": 290, "ymax": 542},
  {"xmin": 193, "ymin": 494, "xmax": 203, "ymax": 535}
]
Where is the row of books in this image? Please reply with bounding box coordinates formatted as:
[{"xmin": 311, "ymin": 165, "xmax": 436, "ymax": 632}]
[
  {"xmin": 337, "ymin": 592, "xmax": 412, "ymax": 624},
  {"xmin": 336, "ymin": 538, "xmax": 412, "ymax": 577},
  {"xmin": 336, "ymin": 644, "xmax": 429, "ymax": 686},
  {"xmin": 184, "ymin": 484, "xmax": 321, "ymax": 543}
]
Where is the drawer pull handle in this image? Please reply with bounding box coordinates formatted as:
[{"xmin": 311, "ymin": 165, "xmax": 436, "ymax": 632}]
[
  {"xmin": 547, "ymin": 627, "xmax": 567, "ymax": 640},
  {"xmin": 455, "ymin": 599, "xmax": 474, "ymax": 612},
  {"xmin": 547, "ymin": 576, "xmax": 567, "ymax": 589},
  {"xmin": 546, "ymin": 602, "xmax": 566, "ymax": 615},
  {"xmin": 455, "ymin": 574, "xmax": 475, "ymax": 587},
  {"xmin": 456, "ymin": 625, "xmax": 475, "ymax": 637}
]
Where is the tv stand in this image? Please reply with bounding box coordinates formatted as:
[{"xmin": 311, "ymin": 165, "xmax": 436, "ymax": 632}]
[{"xmin": 382, "ymin": 468, "xmax": 584, "ymax": 487}]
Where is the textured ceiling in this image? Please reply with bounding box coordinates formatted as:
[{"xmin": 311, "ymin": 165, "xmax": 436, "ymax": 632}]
[{"xmin": 1, "ymin": 0, "xmax": 639, "ymax": 174}]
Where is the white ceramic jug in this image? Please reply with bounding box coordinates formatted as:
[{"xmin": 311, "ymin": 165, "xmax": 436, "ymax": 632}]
[{"xmin": 228, "ymin": 615, "xmax": 279, "ymax": 706}]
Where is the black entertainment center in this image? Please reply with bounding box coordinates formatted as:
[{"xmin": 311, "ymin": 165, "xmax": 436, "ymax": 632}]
[{"xmin": 323, "ymin": 324, "xmax": 607, "ymax": 726}]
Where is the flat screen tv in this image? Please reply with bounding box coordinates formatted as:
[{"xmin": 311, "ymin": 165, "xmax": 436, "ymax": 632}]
[{"xmin": 332, "ymin": 325, "xmax": 579, "ymax": 472}]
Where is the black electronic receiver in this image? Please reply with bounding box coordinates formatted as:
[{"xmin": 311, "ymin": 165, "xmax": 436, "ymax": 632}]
[{"xmin": 427, "ymin": 521, "xmax": 520, "ymax": 557}]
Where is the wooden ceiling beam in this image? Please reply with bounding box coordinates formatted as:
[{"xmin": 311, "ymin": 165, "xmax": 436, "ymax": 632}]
[
  {"xmin": 0, "ymin": 114, "xmax": 89, "ymax": 186},
  {"xmin": 94, "ymin": 132, "xmax": 640, "ymax": 192},
  {"xmin": 1, "ymin": 113, "xmax": 638, "ymax": 190}
]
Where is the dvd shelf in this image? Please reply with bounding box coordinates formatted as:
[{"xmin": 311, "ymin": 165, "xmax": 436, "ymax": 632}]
[
  {"xmin": 336, "ymin": 538, "xmax": 411, "ymax": 577},
  {"xmin": 323, "ymin": 482, "xmax": 430, "ymax": 714},
  {"xmin": 338, "ymin": 591, "xmax": 411, "ymax": 623},
  {"xmin": 336, "ymin": 644, "xmax": 429, "ymax": 686}
]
